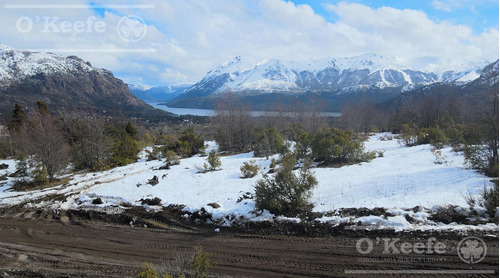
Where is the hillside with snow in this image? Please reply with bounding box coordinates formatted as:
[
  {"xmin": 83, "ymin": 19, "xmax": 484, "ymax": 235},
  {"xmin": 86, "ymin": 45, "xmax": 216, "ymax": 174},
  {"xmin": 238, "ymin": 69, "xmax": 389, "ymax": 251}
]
[{"xmin": 0, "ymin": 134, "xmax": 497, "ymax": 232}]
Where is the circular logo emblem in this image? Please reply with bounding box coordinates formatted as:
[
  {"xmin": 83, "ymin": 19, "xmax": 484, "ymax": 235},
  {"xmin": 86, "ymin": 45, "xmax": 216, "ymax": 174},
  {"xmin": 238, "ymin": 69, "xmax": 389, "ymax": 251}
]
[
  {"xmin": 117, "ymin": 15, "xmax": 147, "ymax": 42},
  {"xmin": 457, "ymin": 236, "xmax": 487, "ymax": 264}
]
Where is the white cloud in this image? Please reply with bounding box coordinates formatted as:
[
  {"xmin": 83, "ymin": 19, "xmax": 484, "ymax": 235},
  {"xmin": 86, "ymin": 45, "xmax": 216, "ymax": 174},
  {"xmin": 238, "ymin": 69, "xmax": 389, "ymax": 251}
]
[
  {"xmin": 0, "ymin": 0, "xmax": 497, "ymax": 85},
  {"xmin": 432, "ymin": 0, "xmax": 453, "ymax": 12}
]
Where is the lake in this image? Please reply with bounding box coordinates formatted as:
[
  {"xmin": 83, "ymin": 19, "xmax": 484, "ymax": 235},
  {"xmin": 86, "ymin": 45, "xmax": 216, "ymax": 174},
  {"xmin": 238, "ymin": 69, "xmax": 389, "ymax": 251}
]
[{"xmin": 149, "ymin": 102, "xmax": 340, "ymax": 117}]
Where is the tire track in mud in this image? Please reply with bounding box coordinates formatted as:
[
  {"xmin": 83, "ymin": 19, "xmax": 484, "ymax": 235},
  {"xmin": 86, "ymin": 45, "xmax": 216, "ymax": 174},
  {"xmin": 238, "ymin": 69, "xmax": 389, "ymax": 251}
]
[{"xmin": 0, "ymin": 217, "xmax": 497, "ymax": 278}]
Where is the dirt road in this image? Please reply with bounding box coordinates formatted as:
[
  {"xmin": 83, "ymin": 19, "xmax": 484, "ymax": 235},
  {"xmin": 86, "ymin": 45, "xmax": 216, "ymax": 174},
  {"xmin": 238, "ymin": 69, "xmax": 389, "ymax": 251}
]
[{"xmin": 0, "ymin": 215, "xmax": 498, "ymax": 277}]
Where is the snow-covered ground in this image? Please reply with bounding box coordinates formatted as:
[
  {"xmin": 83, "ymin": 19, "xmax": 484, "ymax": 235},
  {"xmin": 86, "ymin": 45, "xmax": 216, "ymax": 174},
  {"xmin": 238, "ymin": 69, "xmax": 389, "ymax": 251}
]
[{"xmin": 0, "ymin": 133, "xmax": 497, "ymax": 232}]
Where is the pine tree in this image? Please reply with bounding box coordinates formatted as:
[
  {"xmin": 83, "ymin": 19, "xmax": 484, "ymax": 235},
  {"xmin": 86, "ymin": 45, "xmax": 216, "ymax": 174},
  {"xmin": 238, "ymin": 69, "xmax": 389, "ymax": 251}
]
[
  {"xmin": 36, "ymin": 101, "xmax": 50, "ymax": 114},
  {"xmin": 8, "ymin": 104, "xmax": 27, "ymax": 132},
  {"xmin": 204, "ymin": 149, "xmax": 221, "ymax": 171}
]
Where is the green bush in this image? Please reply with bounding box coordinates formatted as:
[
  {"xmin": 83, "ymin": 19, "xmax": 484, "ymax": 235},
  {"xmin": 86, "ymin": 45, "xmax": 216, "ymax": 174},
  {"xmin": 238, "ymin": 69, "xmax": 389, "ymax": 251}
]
[
  {"xmin": 311, "ymin": 128, "xmax": 365, "ymax": 165},
  {"xmin": 203, "ymin": 149, "xmax": 221, "ymax": 172},
  {"xmin": 137, "ymin": 263, "xmax": 159, "ymax": 278},
  {"xmin": 463, "ymin": 144, "xmax": 498, "ymax": 177},
  {"xmin": 463, "ymin": 181, "xmax": 499, "ymax": 219},
  {"xmin": 32, "ymin": 164, "xmax": 49, "ymax": 186},
  {"xmin": 176, "ymin": 127, "xmax": 205, "ymax": 158},
  {"xmin": 254, "ymin": 152, "xmax": 317, "ymax": 216},
  {"xmin": 295, "ymin": 129, "xmax": 312, "ymax": 160},
  {"xmin": 125, "ymin": 121, "xmax": 139, "ymax": 140},
  {"xmin": 190, "ymin": 246, "xmax": 215, "ymax": 278},
  {"xmin": 252, "ymin": 127, "xmax": 287, "ymax": 158},
  {"xmin": 269, "ymin": 158, "xmax": 277, "ymax": 169},
  {"xmin": 112, "ymin": 132, "xmax": 140, "ymax": 166},
  {"xmin": 146, "ymin": 146, "xmax": 162, "ymax": 161},
  {"xmin": 15, "ymin": 159, "xmax": 28, "ymax": 177},
  {"xmin": 165, "ymin": 150, "xmax": 180, "ymax": 166},
  {"xmin": 240, "ymin": 160, "xmax": 259, "ymax": 178},
  {"xmin": 417, "ymin": 127, "xmax": 449, "ymax": 149},
  {"xmin": 398, "ymin": 123, "xmax": 419, "ymax": 146},
  {"xmin": 481, "ymin": 181, "xmax": 499, "ymax": 218}
]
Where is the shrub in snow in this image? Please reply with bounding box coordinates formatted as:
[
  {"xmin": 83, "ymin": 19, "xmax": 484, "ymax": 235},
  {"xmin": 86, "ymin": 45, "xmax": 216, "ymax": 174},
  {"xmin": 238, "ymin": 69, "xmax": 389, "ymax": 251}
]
[
  {"xmin": 32, "ymin": 164, "xmax": 49, "ymax": 186},
  {"xmin": 251, "ymin": 127, "xmax": 287, "ymax": 159},
  {"xmin": 310, "ymin": 127, "xmax": 367, "ymax": 166},
  {"xmin": 480, "ymin": 181, "xmax": 499, "ymax": 218},
  {"xmin": 203, "ymin": 150, "xmax": 221, "ymax": 172},
  {"xmin": 92, "ymin": 197, "xmax": 103, "ymax": 205},
  {"xmin": 146, "ymin": 146, "xmax": 162, "ymax": 161},
  {"xmin": 417, "ymin": 127, "xmax": 449, "ymax": 149},
  {"xmin": 269, "ymin": 158, "xmax": 277, "ymax": 169},
  {"xmin": 398, "ymin": 123, "xmax": 419, "ymax": 147},
  {"xmin": 294, "ymin": 127, "xmax": 312, "ymax": 160},
  {"xmin": 176, "ymin": 127, "xmax": 205, "ymax": 158},
  {"xmin": 463, "ymin": 143, "xmax": 499, "ymax": 178},
  {"xmin": 240, "ymin": 160, "xmax": 259, "ymax": 178},
  {"xmin": 255, "ymin": 152, "xmax": 317, "ymax": 217},
  {"xmin": 165, "ymin": 150, "xmax": 180, "ymax": 166},
  {"xmin": 14, "ymin": 159, "xmax": 28, "ymax": 177}
]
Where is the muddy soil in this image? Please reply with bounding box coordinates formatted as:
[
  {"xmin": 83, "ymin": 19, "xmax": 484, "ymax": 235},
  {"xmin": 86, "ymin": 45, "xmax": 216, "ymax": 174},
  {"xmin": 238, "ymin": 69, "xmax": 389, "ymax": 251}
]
[{"xmin": 0, "ymin": 210, "xmax": 498, "ymax": 278}]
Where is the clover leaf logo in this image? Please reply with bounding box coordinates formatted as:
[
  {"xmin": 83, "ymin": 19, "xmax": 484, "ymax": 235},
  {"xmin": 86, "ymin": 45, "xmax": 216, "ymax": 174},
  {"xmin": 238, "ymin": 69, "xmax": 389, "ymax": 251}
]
[
  {"xmin": 117, "ymin": 15, "xmax": 147, "ymax": 42},
  {"xmin": 457, "ymin": 236, "xmax": 487, "ymax": 264}
]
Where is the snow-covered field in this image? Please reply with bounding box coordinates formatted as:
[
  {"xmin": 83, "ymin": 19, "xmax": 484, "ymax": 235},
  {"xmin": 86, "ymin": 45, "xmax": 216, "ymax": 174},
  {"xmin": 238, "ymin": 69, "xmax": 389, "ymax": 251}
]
[{"xmin": 0, "ymin": 133, "xmax": 497, "ymax": 232}]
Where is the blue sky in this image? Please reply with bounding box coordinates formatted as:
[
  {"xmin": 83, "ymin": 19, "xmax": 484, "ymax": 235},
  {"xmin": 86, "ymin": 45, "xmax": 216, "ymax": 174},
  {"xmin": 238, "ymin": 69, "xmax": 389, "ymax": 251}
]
[{"xmin": 0, "ymin": 0, "xmax": 498, "ymax": 85}]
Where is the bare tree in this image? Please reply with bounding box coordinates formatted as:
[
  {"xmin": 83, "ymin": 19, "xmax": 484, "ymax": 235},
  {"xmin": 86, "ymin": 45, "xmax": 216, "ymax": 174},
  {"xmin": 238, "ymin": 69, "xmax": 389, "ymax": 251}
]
[
  {"xmin": 60, "ymin": 111, "xmax": 113, "ymax": 171},
  {"xmin": 213, "ymin": 93, "xmax": 253, "ymax": 153},
  {"xmin": 23, "ymin": 109, "xmax": 70, "ymax": 181}
]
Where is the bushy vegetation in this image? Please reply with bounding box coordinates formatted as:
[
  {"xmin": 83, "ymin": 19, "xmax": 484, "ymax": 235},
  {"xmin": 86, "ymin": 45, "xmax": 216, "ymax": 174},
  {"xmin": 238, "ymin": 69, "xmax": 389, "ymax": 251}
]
[
  {"xmin": 254, "ymin": 152, "xmax": 317, "ymax": 216},
  {"xmin": 251, "ymin": 127, "xmax": 287, "ymax": 158},
  {"xmin": 240, "ymin": 160, "xmax": 259, "ymax": 178},
  {"xmin": 203, "ymin": 149, "xmax": 221, "ymax": 172},
  {"xmin": 136, "ymin": 246, "xmax": 214, "ymax": 278},
  {"xmin": 190, "ymin": 246, "xmax": 215, "ymax": 278},
  {"xmin": 165, "ymin": 150, "xmax": 180, "ymax": 166},
  {"xmin": 464, "ymin": 181, "xmax": 499, "ymax": 219},
  {"xmin": 397, "ymin": 119, "xmax": 498, "ymax": 177},
  {"xmin": 311, "ymin": 127, "xmax": 367, "ymax": 166}
]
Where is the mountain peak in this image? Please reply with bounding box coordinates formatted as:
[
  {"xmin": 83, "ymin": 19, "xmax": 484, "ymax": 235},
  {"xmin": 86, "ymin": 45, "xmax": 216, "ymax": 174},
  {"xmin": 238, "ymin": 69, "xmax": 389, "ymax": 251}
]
[
  {"xmin": 173, "ymin": 54, "xmax": 490, "ymax": 102},
  {"xmin": 0, "ymin": 46, "xmax": 169, "ymax": 118},
  {"xmin": 0, "ymin": 43, "xmax": 14, "ymax": 52}
]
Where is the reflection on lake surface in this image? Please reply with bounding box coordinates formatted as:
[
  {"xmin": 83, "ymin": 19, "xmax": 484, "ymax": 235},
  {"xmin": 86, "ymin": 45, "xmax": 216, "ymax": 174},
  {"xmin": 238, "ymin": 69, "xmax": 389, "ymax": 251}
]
[{"xmin": 149, "ymin": 102, "xmax": 340, "ymax": 117}]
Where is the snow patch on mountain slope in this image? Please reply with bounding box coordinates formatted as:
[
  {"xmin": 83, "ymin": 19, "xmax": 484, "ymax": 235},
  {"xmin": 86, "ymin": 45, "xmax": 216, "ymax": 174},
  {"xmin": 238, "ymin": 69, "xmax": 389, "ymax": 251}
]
[
  {"xmin": 185, "ymin": 53, "xmax": 489, "ymax": 97},
  {"xmin": 0, "ymin": 44, "xmax": 105, "ymax": 85}
]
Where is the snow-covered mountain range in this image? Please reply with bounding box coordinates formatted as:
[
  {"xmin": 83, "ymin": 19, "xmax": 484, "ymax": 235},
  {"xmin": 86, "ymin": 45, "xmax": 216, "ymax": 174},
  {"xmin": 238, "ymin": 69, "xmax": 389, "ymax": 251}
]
[
  {"xmin": 0, "ymin": 44, "xmax": 169, "ymax": 118},
  {"xmin": 168, "ymin": 54, "xmax": 495, "ymax": 110},
  {"xmin": 186, "ymin": 54, "xmax": 486, "ymax": 94}
]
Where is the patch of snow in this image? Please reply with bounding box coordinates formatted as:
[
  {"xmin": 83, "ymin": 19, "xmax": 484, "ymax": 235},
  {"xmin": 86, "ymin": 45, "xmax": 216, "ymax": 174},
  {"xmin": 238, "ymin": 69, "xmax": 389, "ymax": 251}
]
[{"xmin": 0, "ymin": 133, "xmax": 496, "ymax": 232}]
